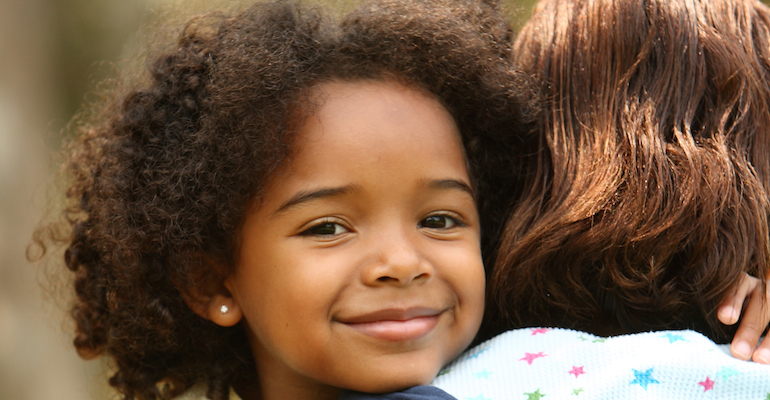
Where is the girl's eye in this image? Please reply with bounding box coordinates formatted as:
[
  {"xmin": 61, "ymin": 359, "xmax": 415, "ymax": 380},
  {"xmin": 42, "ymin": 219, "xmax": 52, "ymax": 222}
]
[
  {"xmin": 419, "ymin": 215, "xmax": 461, "ymax": 229},
  {"xmin": 302, "ymin": 222, "xmax": 349, "ymax": 236}
]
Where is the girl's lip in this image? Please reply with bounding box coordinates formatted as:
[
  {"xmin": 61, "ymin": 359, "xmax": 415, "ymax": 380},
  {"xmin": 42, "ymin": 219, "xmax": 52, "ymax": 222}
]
[{"xmin": 338, "ymin": 307, "xmax": 443, "ymax": 341}]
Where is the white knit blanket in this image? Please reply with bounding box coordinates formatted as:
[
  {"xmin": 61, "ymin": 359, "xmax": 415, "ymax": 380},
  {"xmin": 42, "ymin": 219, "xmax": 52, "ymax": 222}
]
[{"xmin": 432, "ymin": 329, "xmax": 769, "ymax": 400}]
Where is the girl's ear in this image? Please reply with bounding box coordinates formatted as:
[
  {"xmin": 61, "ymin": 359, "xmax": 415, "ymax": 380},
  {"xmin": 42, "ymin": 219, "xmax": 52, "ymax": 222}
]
[
  {"xmin": 206, "ymin": 290, "xmax": 243, "ymax": 328},
  {"xmin": 175, "ymin": 261, "xmax": 243, "ymax": 327}
]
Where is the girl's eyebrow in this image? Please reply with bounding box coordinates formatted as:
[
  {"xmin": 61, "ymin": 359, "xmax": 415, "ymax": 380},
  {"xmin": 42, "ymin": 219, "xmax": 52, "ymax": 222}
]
[
  {"xmin": 272, "ymin": 185, "xmax": 357, "ymax": 217},
  {"xmin": 271, "ymin": 179, "xmax": 474, "ymax": 218},
  {"xmin": 428, "ymin": 179, "xmax": 475, "ymax": 199}
]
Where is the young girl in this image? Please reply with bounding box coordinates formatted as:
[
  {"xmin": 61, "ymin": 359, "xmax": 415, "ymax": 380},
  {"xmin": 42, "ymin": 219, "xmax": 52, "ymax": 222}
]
[
  {"xmin": 482, "ymin": 0, "xmax": 770, "ymax": 363},
  {"xmin": 35, "ymin": 0, "xmax": 526, "ymax": 399}
]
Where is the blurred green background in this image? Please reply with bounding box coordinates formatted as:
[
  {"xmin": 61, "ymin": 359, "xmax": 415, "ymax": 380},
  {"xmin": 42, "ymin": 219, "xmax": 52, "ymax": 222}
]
[{"xmin": 0, "ymin": 0, "xmax": 536, "ymax": 399}]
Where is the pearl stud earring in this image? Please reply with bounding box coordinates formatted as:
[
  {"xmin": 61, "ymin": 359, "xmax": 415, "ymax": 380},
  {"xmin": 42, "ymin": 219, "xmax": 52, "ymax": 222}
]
[{"xmin": 220, "ymin": 305, "xmax": 229, "ymax": 314}]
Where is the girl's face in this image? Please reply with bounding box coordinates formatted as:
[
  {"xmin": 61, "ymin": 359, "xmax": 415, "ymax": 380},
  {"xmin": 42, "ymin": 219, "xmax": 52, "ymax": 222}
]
[{"xmin": 224, "ymin": 80, "xmax": 484, "ymax": 399}]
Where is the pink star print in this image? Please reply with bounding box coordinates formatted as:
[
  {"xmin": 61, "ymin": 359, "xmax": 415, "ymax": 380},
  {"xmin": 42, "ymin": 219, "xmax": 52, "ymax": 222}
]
[
  {"xmin": 520, "ymin": 352, "xmax": 547, "ymax": 365},
  {"xmin": 531, "ymin": 328, "xmax": 549, "ymax": 335},
  {"xmin": 698, "ymin": 377, "xmax": 714, "ymax": 391},
  {"xmin": 569, "ymin": 366, "xmax": 585, "ymax": 378}
]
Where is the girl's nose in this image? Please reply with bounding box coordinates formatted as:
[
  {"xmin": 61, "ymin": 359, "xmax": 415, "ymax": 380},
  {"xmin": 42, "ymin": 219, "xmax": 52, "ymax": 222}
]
[{"xmin": 361, "ymin": 231, "xmax": 433, "ymax": 286}]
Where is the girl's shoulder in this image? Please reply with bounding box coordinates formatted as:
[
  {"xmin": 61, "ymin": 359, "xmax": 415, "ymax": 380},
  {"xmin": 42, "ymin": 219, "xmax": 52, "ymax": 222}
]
[{"xmin": 176, "ymin": 383, "xmax": 242, "ymax": 400}]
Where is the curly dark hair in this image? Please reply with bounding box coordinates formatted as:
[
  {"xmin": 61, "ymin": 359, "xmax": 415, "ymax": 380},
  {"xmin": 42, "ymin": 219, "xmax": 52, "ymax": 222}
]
[
  {"xmin": 483, "ymin": 0, "xmax": 770, "ymax": 342},
  {"xmin": 35, "ymin": 1, "xmax": 529, "ymax": 399}
]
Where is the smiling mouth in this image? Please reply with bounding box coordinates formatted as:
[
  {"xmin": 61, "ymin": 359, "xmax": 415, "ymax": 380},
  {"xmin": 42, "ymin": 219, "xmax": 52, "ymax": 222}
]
[{"xmin": 339, "ymin": 308, "xmax": 443, "ymax": 341}]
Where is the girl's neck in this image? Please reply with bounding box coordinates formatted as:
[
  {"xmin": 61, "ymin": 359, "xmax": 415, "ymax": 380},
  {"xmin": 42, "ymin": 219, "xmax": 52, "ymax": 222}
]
[{"xmin": 233, "ymin": 374, "xmax": 340, "ymax": 400}]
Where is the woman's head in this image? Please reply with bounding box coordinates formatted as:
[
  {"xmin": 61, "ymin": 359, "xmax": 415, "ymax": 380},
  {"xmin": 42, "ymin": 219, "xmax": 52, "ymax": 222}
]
[
  {"xmin": 54, "ymin": 1, "xmax": 523, "ymax": 398},
  {"xmin": 488, "ymin": 0, "xmax": 770, "ymax": 338}
]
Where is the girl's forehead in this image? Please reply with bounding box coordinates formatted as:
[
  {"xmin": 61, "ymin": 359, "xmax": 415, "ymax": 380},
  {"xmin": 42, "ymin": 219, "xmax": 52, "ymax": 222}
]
[
  {"xmin": 292, "ymin": 79, "xmax": 462, "ymax": 159},
  {"xmin": 258, "ymin": 78, "xmax": 468, "ymax": 198},
  {"xmin": 304, "ymin": 78, "xmax": 448, "ymax": 118}
]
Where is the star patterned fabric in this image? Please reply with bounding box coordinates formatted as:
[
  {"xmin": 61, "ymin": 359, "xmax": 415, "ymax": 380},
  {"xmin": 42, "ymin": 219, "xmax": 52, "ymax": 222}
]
[
  {"xmin": 433, "ymin": 329, "xmax": 770, "ymax": 400},
  {"xmin": 629, "ymin": 368, "xmax": 659, "ymax": 389}
]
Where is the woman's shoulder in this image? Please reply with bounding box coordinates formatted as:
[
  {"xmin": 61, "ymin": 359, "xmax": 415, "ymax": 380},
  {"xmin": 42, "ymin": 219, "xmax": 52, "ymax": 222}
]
[
  {"xmin": 176, "ymin": 383, "xmax": 242, "ymax": 400},
  {"xmin": 434, "ymin": 328, "xmax": 768, "ymax": 400}
]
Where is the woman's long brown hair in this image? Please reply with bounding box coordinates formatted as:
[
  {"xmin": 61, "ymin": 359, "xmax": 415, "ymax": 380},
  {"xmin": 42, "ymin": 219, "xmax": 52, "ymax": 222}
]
[{"xmin": 486, "ymin": 0, "xmax": 770, "ymax": 341}]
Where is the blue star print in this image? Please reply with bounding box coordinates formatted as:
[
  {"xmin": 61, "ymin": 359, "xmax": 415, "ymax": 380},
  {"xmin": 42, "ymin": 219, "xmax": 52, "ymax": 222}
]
[
  {"xmin": 467, "ymin": 347, "xmax": 491, "ymax": 360},
  {"xmin": 660, "ymin": 333, "xmax": 686, "ymax": 343},
  {"xmin": 716, "ymin": 366, "xmax": 740, "ymax": 380},
  {"xmin": 630, "ymin": 368, "xmax": 660, "ymax": 389},
  {"xmin": 473, "ymin": 369, "xmax": 493, "ymax": 379}
]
